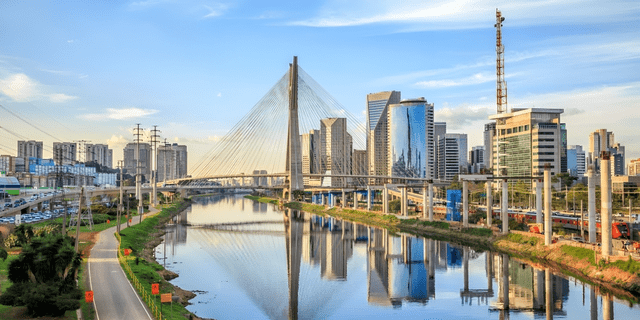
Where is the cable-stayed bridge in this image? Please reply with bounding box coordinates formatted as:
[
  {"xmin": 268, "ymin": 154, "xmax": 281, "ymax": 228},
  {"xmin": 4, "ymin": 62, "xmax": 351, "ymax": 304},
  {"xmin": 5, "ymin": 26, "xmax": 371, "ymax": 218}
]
[{"xmin": 167, "ymin": 57, "xmax": 443, "ymax": 198}]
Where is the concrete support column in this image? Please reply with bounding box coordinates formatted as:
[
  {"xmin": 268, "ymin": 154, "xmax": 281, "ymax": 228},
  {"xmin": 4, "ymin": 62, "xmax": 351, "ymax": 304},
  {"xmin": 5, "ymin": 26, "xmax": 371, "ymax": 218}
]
[
  {"xmin": 603, "ymin": 293, "xmax": 613, "ymax": 320},
  {"xmin": 544, "ymin": 167, "xmax": 553, "ymax": 246},
  {"xmin": 545, "ymin": 269, "xmax": 553, "ymax": 320},
  {"xmin": 367, "ymin": 186, "xmax": 372, "ymax": 211},
  {"xmin": 463, "ymin": 180, "xmax": 469, "ymax": 228},
  {"xmin": 587, "ymin": 166, "xmax": 597, "ymax": 243},
  {"xmin": 383, "ymin": 184, "xmax": 389, "ymax": 214},
  {"xmin": 486, "ymin": 252, "xmax": 493, "ymax": 292},
  {"xmin": 403, "ymin": 186, "xmax": 409, "ymax": 217},
  {"xmin": 486, "ymin": 181, "xmax": 493, "ymax": 227},
  {"xmin": 331, "ymin": 193, "xmax": 337, "ymax": 208},
  {"xmin": 341, "ymin": 189, "xmax": 345, "ymax": 208},
  {"xmin": 601, "ymin": 155, "xmax": 612, "ymax": 258},
  {"xmin": 501, "ymin": 180, "xmax": 508, "ymax": 234},
  {"xmin": 321, "ymin": 193, "xmax": 326, "ymax": 206},
  {"xmin": 428, "ymin": 183, "xmax": 434, "ymax": 222},
  {"xmin": 590, "ymin": 287, "xmax": 597, "ymax": 320},
  {"xmin": 423, "ymin": 183, "xmax": 428, "ymax": 220},
  {"xmin": 463, "ymin": 247, "xmax": 469, "ymax": 292},
  {"xmin": 536, "ymin": 179, "xmax": 543, "ymax": 224},
  {"xmin": 353, "ymin": 191, "xmax": 357, "ymax": 209}
]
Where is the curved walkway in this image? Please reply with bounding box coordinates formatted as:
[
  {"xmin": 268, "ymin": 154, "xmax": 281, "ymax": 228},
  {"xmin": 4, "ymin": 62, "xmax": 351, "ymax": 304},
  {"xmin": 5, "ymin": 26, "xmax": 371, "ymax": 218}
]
[{"xmin": 88, "ymin": 208, "xmax": 159, "ymax": 320}]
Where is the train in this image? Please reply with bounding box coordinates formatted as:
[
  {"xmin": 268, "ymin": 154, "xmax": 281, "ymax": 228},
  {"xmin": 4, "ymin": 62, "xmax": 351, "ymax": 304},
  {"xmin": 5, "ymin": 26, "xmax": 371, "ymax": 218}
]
[{"xmin": 489, "ymin": 209, "xmax": 631, "ymax": 239}]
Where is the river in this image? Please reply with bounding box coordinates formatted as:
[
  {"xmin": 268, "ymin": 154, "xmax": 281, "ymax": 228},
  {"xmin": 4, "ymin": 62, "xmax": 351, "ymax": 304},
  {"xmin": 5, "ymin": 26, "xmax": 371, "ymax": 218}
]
[{"xmin": 156, "ymin": 194, "xmax": 640, "ymax": 319}]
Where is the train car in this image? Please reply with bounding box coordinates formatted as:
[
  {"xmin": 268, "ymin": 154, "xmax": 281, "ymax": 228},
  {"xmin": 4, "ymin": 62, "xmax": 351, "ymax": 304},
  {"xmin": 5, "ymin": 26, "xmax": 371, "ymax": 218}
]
[{"xmin": 489, "ymin": 209, "xmax": 631, "ymax": 239}]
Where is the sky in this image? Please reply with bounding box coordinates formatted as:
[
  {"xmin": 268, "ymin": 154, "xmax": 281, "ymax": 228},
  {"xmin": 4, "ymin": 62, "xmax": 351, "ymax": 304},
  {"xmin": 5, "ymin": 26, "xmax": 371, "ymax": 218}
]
[{"xmin": 0, "ymin": 0, "xmax": 639, "ymax": 173}]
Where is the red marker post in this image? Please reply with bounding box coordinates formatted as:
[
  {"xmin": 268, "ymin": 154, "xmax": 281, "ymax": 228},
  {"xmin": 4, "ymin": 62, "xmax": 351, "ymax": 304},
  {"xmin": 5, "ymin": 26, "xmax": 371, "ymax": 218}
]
[
  {"xmin": 152, "ymin": 283, "xmax": 159, "ymax": 295},
  {"xmin": 85, "ymin": 291, "xmax": 94, "ymax": 303}
]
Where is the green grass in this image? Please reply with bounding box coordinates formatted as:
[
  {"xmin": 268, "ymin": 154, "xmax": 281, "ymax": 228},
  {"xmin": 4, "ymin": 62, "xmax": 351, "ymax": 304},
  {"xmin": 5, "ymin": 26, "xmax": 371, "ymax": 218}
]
[
  {"xmin": 78, "ymin": 259, "xmax": 95, "ymax": 320},
  {"xmin": 420, "ymin": 221, "xmax": 450, "ymax": 230},
  {"xmin": 244, "ymin": 195, "xmax": 279, "ymax": 204},
  {"xmin": 561, "ymin": 245, "xmax": 596, "ymax": 265},
  {"xmin": 610, "ymin": 256, "xmax": 640, "ymax": 275},
  {"xmin": 462, "ymin": 228, "xmax": 493, "ymax": 237},
  {"xmin": 506, "ymin": 233, "xmax": 540, "ymax": 246}
]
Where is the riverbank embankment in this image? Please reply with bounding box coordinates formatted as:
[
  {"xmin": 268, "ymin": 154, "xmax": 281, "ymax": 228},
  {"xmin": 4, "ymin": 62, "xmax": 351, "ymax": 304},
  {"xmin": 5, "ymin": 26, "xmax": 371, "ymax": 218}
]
[{"xmin": 274, "ymin": 198, "xmax": 640, "ymax": 302}]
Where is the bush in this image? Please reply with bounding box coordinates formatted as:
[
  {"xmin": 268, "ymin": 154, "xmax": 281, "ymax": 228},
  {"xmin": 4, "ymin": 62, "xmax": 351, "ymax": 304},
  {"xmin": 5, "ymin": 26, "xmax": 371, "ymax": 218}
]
[{"xmin": 389, "ymin": 200, "xmax": 401, "ymax": 213}]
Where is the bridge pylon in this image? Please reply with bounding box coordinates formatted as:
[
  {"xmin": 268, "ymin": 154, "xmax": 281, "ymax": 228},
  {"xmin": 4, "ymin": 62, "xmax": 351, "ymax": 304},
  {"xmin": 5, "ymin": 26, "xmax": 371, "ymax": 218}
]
[{"xmin": 286, "ymin": 56, "xmax": 304, "ymax": 200}]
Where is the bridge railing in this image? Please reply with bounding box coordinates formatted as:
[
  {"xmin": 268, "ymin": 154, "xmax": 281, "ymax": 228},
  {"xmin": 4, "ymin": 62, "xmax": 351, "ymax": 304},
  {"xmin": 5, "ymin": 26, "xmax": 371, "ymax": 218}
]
[{"xmin": 115, "ymin": 232, "xmax": 166, "ymax": 320}]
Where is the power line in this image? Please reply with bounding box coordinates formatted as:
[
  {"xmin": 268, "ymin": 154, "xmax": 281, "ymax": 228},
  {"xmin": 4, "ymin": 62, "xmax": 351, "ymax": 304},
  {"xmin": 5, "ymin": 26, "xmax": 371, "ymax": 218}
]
[{"xmin": 0, "ymin": 104, "xmax": 63, "ymax": 141}]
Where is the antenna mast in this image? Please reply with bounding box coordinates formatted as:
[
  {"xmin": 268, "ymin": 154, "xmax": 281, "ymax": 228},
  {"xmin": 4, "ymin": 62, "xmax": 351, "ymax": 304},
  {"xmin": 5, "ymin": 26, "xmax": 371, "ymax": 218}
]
[{"xmin": 495, "ymin": 9, "xmax": 507, "ymax": 114}]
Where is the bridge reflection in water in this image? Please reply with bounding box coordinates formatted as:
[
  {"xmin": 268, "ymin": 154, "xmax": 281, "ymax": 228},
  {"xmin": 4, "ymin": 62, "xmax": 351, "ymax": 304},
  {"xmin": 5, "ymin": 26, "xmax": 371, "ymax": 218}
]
[{"xmin": 157, "ymin": 196, "xmax": 634, "ymax": 320}]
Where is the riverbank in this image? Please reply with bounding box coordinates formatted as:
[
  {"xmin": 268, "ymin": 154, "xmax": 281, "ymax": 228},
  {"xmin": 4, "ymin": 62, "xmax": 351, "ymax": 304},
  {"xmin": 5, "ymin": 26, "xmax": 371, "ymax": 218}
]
[
  {"xmin": 116, "ymin": 199, "xmax": 209, "ymax": 320},
  {"xmin": 277, "ymin": 199, "xmax": 640, "ymax": 302}
]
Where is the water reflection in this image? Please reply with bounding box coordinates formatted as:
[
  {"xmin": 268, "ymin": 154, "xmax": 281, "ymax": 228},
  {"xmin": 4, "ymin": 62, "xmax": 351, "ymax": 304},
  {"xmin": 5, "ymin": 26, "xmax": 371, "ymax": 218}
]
[{"xmin": 157, "ymin": 195, "xmax": 640, "ymax": 320}]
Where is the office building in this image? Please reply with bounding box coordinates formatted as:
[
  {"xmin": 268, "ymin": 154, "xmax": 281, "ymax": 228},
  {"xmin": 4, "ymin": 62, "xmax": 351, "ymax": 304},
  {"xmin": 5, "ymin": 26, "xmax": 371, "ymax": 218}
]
[
  {"xmin": 610, "ymin": 142, "xmax": 625, "ymax": 176},
  {"xmin": 488, "ymin": 108, "xmax": 564, "ymax": 179},
  {"xmin": 567, "ymin": 145, "xmax": 586, "ymax": 177},
  {"xmin": 483, "ymin": 123, "xmax": 496, "ymax": 170},
  {"xmin": 123, "ymin": 142, "xmax": 151, "ymax": 183},
  {"xmin": 17, "ymin": 140, "xmax": 43, "ymax": 160},
  {"xmin": 629, "ymin": 158, "xmax": 640, "ymax": 176},
  {"xmin": 320, "ymin": 118, "xmax": 352, "ymax": 187},
  {"xmin": 434, "ymin": 122, "xmax": 446, "ymax": 178},
  {"xmin": 157, "ymin": 143, "xmax": 188, "ymax": 182},
  {"xmin": 352, "ymin": 149, "xmax": 367, "ymax": 186},
  {"xmin": 367, "ymin": 91, "xmax": 401, "ymax": 180},
  {"xmin": 560, "ymin": 123, "xmax": 567, "ymax": 173},
  {"xmin": 387, "ymin": 98, "xmax": 434, "ymax": 179},
  {"xmin": 301, "ymin": 129, "xmax": 322, "ymax": 186},
  {"xmin": 438, "ymin": 134, "xmax": 461, "ymax": 181},
  {"xmin": 589, "ymin": 129, "xmax": 614, "ymax": 170},
  {"xmin": 86, "ymin": 144, "xmax": 113, "ymax": 168},
  {"xmin": 469, "ymin": 146, "xmax": 485, "ymax": 174}
]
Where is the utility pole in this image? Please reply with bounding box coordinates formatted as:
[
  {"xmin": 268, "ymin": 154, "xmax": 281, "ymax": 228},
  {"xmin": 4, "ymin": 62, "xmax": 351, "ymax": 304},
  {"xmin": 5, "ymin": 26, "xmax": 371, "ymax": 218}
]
[
  {"xmin": 118, "ymin": 160, "xmax": 124, "ymax": 234},
  {"xmin": 75, "ymin": 187, "xmax": 84, "ymax": 253},
  {"xmin": 150, "ymin": 125, "xmax": 160, "ymax": 207},
  {"xmin": 133, "ymin": 124, "xmax": 144, "ymax": 222}
]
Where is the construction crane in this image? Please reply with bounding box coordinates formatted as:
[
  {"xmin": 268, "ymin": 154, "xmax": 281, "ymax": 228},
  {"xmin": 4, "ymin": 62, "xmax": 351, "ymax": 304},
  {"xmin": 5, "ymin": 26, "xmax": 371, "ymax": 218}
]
[{"xmin": 495, "ymin": 9, "xmax": 507, "ymax": 114}]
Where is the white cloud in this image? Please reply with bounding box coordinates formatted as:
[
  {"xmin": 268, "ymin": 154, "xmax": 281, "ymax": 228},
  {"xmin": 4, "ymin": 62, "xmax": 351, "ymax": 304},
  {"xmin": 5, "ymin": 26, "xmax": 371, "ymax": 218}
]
[
  {"xmin": 106, "ymin": 135, "xmax": 131, "ymax": 149},
  {"xmin": 203, "ymin": 4, "xmax": 229, "ymax": 18},
  {"xmin": 415, "ymin": 73, "xmax": 493, "ymax": 88},
  {"xmin": 435, "ymin": 104, "xmax": 492, "ymax": 130},
  {"xmin": 49, "ymin": 93, "xmax": 78, "ymax": 103},
  {"xmin": 0, "ymin": 72, "xmax": 79, "ymax": 103},
  {"xmin": 80, "ymin": 108, "xmax": 159, "ymax": 121},
  {"xmin": 289, "ymin": 0, "xmax": 640, "ymax": 29},
  {"xmin": 217, "ymin": 92, "xmax": 222, "ymax": 97}
]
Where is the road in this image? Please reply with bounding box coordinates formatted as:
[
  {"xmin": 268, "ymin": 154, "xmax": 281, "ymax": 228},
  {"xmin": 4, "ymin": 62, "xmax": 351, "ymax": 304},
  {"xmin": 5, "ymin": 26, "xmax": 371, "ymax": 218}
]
[{"xmin": 88, "ymin": 209, "xmax": 159, "ymax": 320}]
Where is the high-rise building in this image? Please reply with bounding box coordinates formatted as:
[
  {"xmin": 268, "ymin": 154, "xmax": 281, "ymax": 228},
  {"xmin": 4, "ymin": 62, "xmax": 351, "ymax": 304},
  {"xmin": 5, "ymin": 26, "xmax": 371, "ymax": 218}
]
[
  {"xmin": 157, "ymin": 143, "xmax": 188, "ymax": 182},
  {"xmin": 469, "ymin": 146, "xmax": 485, "ymax": 173},
  {"xmin": 52, "ymin": 142, "xmax": 77, "ymax": 166},
  {"xmin": 352, "ymin": 149, "xmax": 367, "ymax": 186},
  {"xmin": 123, "ymin": 142, "xmax": 151, "ymax": 183},
  {"xmin": 589, "ymin": 129, "xmax": 614, "ymax": 169},
  {"xmin": 567, "ymin": 145, "xmax": 586, "ymax": 177},
  {"xmin": 629, "ymin": 158, "xmax": 640, "ymax": 176},
  {"xmin": 448, "ymin": 133, "xmax": 468, "ymax": 173},
  {"xmin": 483, "ymin": 123, "xmax": 496, "ymax": 170},
  {"xmin": 434, "ymin": 122, "xmax": 446, "ymax": 179},
  {"xmin": 366, "ymin": 91, "xmax": 401, "ymax": 180},
  {"xmin": 488, "ymin": 108, "xmax": 564, "ymax": 179},
  {"xmin": 301, "ymin": 129, "xmax": 322, "ymax": 186},
  {"xmin": 17, "ymin": 140, "xmax": 43, "ymax": 160},
  {"xmin": 388, "ymin": 98, "xmax": 429, "ymax": 179},
  {"xmin": 320, "ymin": 118, "xmax": 352, "ymax": 187},
  {"xmin": 85, "ymin": 144, "xmax": 113, "ymax": 168},
  {"xmin": 610, "ymin": 142, "xmax": 625, "ymax": 176},
  {"xmin": 438, "ymin": 134, "xmax": 460, "ymax": 181},
  {"xmin": 560, "ymin": 123, "xmax": 567, "ymax": 173}
]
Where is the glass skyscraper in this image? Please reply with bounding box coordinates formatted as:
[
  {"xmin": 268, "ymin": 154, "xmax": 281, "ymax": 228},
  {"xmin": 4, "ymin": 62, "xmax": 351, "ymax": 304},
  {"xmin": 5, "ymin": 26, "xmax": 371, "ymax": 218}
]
[
  {"xmin": 388, "ymin": 98, "xmax": 431, "ymax": 179},
  {"xmin": 367, "ymin": 91, "xmax": 401, "ymax": 180}
]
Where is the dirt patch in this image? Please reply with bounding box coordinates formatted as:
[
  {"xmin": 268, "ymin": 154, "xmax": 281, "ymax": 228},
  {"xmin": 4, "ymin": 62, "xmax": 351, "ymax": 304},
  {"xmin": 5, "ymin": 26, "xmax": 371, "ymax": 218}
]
[{"xmin": 79, "ymin": 231, "xmax": 100, "ymax": 258}]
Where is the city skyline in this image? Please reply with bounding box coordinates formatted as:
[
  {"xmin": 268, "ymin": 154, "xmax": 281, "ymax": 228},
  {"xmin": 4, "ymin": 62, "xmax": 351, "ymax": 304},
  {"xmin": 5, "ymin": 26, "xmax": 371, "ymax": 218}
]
[{"xmin": 0, "ymin": 1, "xmax": 638, "ymax": 172}]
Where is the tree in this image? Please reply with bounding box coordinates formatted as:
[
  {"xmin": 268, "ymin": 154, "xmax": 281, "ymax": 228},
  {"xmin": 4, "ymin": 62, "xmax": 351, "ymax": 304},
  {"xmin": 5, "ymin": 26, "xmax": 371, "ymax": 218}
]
[
  {"xmin": 0, "ymin": 234, "xmax": 82, "ymax": 316},
  {"xmin": 389, "ymin": 199, "xmax": 401, "ymax": 213}
]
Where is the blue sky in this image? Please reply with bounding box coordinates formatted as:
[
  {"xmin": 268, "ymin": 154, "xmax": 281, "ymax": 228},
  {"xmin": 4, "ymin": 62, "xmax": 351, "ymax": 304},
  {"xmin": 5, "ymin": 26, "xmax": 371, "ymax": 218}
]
[{"xmin": 0, "ymin": 0, "xmax": 639, "ymax": 172}]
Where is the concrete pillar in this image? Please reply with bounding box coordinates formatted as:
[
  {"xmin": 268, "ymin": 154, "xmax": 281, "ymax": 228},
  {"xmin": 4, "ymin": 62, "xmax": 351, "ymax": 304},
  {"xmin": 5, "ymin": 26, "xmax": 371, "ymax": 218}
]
[
  {"xmin": 587, "ymin": 166, "xmax": 597, "ymax": 243},
  {"xmin": 502, "ymin": 180, "xmax": 509, "ymax": 234},
  {"xmin": 321, "ymin": 193, "xmax": 326, "ymax": 206},
  {"xmin": 428, "ymin": 183, "xmax": 434, "ymax": 222},
  {"xmin": 589, "ymin": 287, "xmax": 597, "ymax": 320},
  {"xmin": 341, "ymin": 189, "xmax": 345, "ymax": 208},
  {"xmin": 601, "ymin": 155, "xmax": 612, "ymax": 258},
  {"xmin": 486, "ymin": 181, "xmax": 493, "ymax": 227},
  {"xmin": 463, "ymin": 180, "xmax": 469, "ymax": 228},
  {"xmin": 383, "ymin": 184, "xmax": 388, "ymax": 214},
  {"xmin": 536, "ymin": 179, "xmax": 543, "ymax": 224},
  {"xmin": 545, "ymin": 269, "xmax": 553, "ymax": 320},
  {"xmin": 535, "ymin": 270, "xmax": 544, "ymax": 309},
  {"xmin": 331, "ymin": 193, "xmax": 337, "ymax": 208},
  {"xmin": 544, "ymin": 167, "xmax": 553, "ymax": 246},
  {"xmin": 486, "ymin": 252, "xmax": 493, "ymax": 292},
  {"xmin": 353, "ymin": 191, "xmax": 357, "ymax": 209},
  {"xmin": 423, "ymin": 183, "xmax": 428, "ymax": 220},
  {"xmin": 367, "ymin": 186, "xmax": 372, "ymax": 211},
  {"xmin": 602, "ymin": 293, "xmax": 613, "ymax": 320},
  {"xmin": 401, "ymin": 186, "xmax": 408, "ymax": 217},
  {"xmin": 463, "ymin": 247, "xmax": 469, "ymax": 292}
]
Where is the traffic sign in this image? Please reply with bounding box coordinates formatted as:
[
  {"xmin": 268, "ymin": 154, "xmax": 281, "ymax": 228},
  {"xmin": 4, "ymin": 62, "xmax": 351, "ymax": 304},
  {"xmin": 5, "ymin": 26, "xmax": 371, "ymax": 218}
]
[
  {"xmin": 85, "ymin": 291, "xmax": 94, "ymax": 303},
  {"xmin": 152, "ymin": 283, "xmax": 159, "ymax": 295},
  {"xmin": 161, "ymin": 293, "xmax": 172, "ymax": 303}
]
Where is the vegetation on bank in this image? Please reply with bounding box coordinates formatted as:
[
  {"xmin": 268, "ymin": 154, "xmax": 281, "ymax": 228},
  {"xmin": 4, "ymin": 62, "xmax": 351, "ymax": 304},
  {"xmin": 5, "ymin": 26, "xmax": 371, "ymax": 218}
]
[
  {"xmin": 117, "ymin": 200, "xmax": 195, "ymax": 320},
  {"xmin": 244, "ymin": 195, "xmax": 279, "ymax": 205}
]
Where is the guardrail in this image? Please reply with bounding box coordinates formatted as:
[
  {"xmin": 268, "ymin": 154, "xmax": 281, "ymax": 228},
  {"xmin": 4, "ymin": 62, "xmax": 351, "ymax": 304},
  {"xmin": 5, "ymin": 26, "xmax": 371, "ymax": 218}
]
[{"xmin": 115, "ymin": 232, "xmax": 166, "ymax": 320}]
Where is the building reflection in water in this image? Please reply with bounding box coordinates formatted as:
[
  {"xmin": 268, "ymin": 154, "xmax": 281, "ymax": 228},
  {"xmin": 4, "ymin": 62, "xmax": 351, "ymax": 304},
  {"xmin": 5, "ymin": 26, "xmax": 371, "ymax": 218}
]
[
  {"xmin": 159, "ymin": 207, "xmax": 189, "ymax": 267},
  {"xmin": 176, "ymin": 205, "xmax": 627, "ymax": 320}
]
